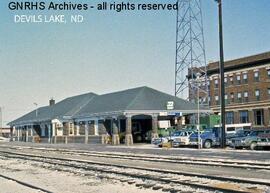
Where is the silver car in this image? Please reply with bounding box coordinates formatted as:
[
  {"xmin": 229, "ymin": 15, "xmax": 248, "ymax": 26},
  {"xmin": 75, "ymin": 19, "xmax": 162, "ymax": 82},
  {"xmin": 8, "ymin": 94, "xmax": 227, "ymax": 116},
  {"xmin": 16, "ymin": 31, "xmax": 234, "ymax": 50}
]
[{"xmin": 172, "ymin": 131, "xmax": 194, "ymax": 147}]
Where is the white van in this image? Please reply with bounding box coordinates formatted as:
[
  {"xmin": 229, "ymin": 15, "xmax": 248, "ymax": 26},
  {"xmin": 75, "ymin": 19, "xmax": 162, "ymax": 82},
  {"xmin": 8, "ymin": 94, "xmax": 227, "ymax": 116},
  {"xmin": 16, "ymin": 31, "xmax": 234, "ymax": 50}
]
[{"xmin": 214, "ymin": 123, "xmax": 252, "ymax": 134}]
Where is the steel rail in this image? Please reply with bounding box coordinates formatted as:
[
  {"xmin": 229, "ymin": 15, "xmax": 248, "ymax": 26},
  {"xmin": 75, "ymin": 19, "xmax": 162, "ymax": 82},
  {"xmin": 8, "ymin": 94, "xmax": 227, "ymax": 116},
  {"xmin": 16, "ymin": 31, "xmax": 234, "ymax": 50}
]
[
  {"xmin": 0, "ymin": 150, "xmax": 269, "ymax": 192},
  {"xmin": 4, "ymin": 145, "xmax": 269, "ymax": 170},
  {"xmin": 58, "ymin": 150, "xmax": 270, "ymax": 170},
  {"xmin": 0, "ymin": 174, "xmax": 54, "ymax": 193}
]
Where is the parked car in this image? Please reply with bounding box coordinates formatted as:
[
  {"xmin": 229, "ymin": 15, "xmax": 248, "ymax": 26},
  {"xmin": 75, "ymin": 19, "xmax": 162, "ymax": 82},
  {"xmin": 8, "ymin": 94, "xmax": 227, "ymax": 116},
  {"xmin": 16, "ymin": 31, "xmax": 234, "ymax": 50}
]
[
  {"xmin": 152, "ymin": 131, "xmax": 183, "ymax": 147},
  {"xmin": 172, "ymin": 130, "xmax": 194, "ymax": 147},
  {"xmin": 257, "ymin": 132, "xmax": 270, "ymax": 149},
  {"xmin": 151, "ymin": 137, "xmax": 163, "ymax": 146},
  {"xmin": 189, "ymin": 128, "xmax": 220, "ymax": 148},
  {"xmin": 226, "ymin": 130, "xmax": 251, "ymax": 146},
  {"xmin": 215, "ymin": 123, "xmax": 252, "ymax": 135},
  {"xmin": 0, "ymin": 136, "xmax": 10, "ymax": 142},
  {"xmin": 231, "ymin": 129, "xmax": 270, "ymax": 150}
]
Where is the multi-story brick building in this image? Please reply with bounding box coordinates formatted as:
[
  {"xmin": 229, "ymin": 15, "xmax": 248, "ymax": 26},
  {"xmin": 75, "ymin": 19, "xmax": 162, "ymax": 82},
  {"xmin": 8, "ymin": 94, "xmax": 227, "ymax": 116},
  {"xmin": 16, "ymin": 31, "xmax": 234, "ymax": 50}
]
[{"xmin": 208, "ymin": 52, "xmax": 270, "ymax": 129}]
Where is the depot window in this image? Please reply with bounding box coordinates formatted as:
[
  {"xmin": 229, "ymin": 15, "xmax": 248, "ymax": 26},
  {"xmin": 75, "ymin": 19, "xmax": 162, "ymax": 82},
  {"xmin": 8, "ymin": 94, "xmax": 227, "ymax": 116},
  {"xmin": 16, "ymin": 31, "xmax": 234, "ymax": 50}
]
[
  {"xmin": 230, "ymin": 76, "xmax": 234, "ymax": 85},
  {"xmin": 244, "ymin": 91, "xmax": 248, "ymax": 102},
  {"xmin": 236, "ymin": 75, "xmax": 241, "ymax": 84},
  {"xmin": 254, "ymin": 71, "xmax": 259, "ymax": 82},
  {"xmin": 239, "ymin": 111, "xmax": 249, "ymax": 123},
  {"xmin": 268, "ymin": 88, "xmax": 270, "ymax": 98},
  {"xmin": 255, "ymin": 89, "xmax": 260, "ymax": 101},
  {"xmin": 224, "ymin": 77, "xmax": 228, "ymax": 87},
  {"xmin": 214, "ymin": 79, "xmax": 219, "ymax": 88},
  {"xmin": 242, "ymin": 73, "xmax": 248, "ymax": 83},
  {"xmin": 237, "ymin": 92, "xmax": 242, "ymax": 103},
  {"xmin": 226, "ymin": 112, "xmax": 234, "ymax": 124},
  {"xmin": 225, "ymin": 94, "xmax": 229, "ymax": 104},
  {"xmin": 230, "ymin": 92, "xmax": 234, "ymax": 103},
  {"xmin": 268, "ymin": 70, "xmax": 270, "ymax": 79},
  {"xmin": 254, "ymin": 109, "xmax": 264, "ymax": 126},
  {"xmin": 215, "ymin": 95, "xmax": 219, "ymax": 105}
]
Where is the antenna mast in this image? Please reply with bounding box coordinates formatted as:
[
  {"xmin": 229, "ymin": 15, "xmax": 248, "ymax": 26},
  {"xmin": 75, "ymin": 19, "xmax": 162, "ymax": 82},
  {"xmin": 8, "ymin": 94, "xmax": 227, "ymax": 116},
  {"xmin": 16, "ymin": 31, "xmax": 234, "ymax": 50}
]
[{"xmin": 175, "ymin": 0, "xmax": 208, "ymax": 106}]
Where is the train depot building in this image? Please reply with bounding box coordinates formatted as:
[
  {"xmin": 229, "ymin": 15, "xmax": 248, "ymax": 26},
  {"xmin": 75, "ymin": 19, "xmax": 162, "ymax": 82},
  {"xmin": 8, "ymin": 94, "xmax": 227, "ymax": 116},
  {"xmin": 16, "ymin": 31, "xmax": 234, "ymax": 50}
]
[{"xmin": 8, "ymin": 86, "xmax": 209, "ymax": 145}]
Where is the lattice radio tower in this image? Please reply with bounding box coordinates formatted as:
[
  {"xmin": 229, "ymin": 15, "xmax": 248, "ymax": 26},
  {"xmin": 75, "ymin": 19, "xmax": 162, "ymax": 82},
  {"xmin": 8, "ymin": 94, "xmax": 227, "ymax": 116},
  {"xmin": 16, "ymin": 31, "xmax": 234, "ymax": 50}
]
[{"xmin": 175, "ymin": 0, "xmax": 208, "ymax": 106}]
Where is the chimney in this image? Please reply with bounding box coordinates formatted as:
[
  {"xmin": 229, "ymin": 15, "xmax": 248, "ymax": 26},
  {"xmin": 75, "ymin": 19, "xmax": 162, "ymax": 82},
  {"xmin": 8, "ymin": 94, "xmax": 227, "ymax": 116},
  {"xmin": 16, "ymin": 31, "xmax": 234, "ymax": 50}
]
[{"xmin": 49, "ymin": 98, "xmax": 55, "ymax": 106}]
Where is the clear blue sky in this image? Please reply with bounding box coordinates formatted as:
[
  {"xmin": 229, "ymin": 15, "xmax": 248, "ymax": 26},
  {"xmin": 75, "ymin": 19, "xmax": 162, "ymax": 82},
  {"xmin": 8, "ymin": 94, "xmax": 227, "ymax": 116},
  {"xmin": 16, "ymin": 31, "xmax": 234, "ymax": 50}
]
[{"xmin": 0, "ymin": 0, "xmax": 270, "ymax": 126}]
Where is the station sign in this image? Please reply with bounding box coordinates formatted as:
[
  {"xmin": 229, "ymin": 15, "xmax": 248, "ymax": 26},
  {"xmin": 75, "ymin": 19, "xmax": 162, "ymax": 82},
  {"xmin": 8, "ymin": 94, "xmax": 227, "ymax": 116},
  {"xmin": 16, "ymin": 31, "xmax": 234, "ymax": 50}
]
[
  {"xmin": 158, "ymin": 120, "xmax": 171, "ymax": 129},
  {"xmin": 159, "ymin": 112, "xmax": 168, "ymax": 116},
  {"xmin": 175, "ymin": 112, "xmax": 182, "ymax": 117},
  {"xmin": 159, "ymin": 111, "xmax": 182, "ymax": 117},
  {"xmin": 168, "ymin": 112, "xmax": 182, "ymax": 117},
  {"xmin": 166, "ymin": 101, "xmax": 174, "ymax": 110}
]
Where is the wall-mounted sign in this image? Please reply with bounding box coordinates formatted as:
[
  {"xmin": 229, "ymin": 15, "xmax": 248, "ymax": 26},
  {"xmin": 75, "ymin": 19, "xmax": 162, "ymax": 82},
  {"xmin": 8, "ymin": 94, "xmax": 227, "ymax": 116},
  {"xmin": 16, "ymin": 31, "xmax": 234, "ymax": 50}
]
[
  {"xmin": 158, "ymin": 120, "xmax": 171, "ymax": 129},
  {"xmin": 175, "ymin": 112, "xmax": 182, "ymax": 117},
  {"xmin": 159, "ymin": 112, "xmax": 168, "ymax": 116},
  {"xmin": 166, "ymin": 101, "xmax": 174, "ymax": 110},
  {"xmin": 159, "ymin": 111, "xmax": 182, "ymax": 117},
  {"xmin": 168, "ymin": 112, "xmax": 182, "ymax": 116}
]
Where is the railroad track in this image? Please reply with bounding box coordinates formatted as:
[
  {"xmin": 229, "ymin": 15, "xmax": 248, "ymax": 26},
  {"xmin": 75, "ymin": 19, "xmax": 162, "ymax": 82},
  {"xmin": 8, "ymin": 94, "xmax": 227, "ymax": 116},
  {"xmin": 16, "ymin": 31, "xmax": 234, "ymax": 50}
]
[
  {"xmin": 0, "ymin": 173, "xmax": 53, "ymax": 193},
  {"xmin": 0, "ymin": 149, "xmax": 269, "ymax": 193},
  {"xmin": 60, "ymin": 150, "xmax": 270, "ymax": 170},
  {"xmin": 2, "ymin": 145, "xmax": 270, "ymax": 170}
]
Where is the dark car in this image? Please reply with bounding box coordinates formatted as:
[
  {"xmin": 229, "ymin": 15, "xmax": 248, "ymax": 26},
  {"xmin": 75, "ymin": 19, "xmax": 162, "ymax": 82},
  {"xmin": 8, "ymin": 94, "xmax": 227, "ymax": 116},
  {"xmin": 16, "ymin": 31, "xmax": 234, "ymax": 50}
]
[
  {"xmin": 189, "ymin": 128, "xmax": 221, "ymax": 148},
  {"xmin": 226, "ymin": 130, "xmax": 251, "ymax": 146},
  {"xmin": 231, "ymin": 129, "xmax": 270, "ymax": 150}
]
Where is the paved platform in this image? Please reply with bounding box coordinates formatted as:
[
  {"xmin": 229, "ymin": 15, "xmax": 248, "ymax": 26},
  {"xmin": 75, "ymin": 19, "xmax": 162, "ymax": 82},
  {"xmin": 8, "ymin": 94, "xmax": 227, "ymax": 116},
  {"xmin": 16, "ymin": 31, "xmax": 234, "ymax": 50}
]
[{"xmin": 2, "ymin": 142, "xmax": 270, "ymax": 162}]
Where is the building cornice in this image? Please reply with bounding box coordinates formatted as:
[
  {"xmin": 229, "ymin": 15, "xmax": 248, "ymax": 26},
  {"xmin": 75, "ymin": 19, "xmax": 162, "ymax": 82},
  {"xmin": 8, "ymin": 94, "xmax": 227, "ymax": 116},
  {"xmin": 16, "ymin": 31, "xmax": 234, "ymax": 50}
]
[{"xmin": 211, "ymin": 101, "xmax": 270, "ymax": 111}]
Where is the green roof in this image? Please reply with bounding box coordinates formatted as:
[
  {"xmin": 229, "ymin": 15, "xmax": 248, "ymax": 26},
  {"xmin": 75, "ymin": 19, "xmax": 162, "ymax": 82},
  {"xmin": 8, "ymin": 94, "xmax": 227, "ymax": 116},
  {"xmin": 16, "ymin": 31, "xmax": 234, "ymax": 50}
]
[
  {"xmin": 9, "ymin": 86, "xmax": 209, "ymax": 126},
  {"xmin": 51, "ymin": 92, "xmax": 97, "ymax": 119},
  {"xmin": 8, "ymin": 92, "xmax": 97, "ymax": 126},
  {"xmin": 9, "ymin": 106, "xmax": 53, "ymax": 126},
  {"xmin": 74, "ymin": 86, "xmax": 207, "ymax": 118}
]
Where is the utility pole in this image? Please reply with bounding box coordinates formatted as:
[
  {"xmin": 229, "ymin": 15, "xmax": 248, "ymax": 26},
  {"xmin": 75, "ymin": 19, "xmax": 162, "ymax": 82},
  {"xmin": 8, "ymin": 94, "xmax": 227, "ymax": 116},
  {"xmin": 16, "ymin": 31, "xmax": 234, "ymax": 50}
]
[
  {"xmin": 0, "ymin": 107, "xmax": 2, "ymax": 136},
  {"xmin": 196, "ymin": 73, "xmax": 201, "ymax": 149},
  {"xmin": 215, "ymin": 0, "xmax": 226, "ymax": 148}
]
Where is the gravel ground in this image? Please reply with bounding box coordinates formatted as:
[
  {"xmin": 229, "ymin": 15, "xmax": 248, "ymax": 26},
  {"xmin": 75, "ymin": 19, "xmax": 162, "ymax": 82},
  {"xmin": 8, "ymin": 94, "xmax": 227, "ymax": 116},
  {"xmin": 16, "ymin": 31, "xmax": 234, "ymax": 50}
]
[
  {"xmin": 2, "ymin": 144, "xmax": 270, "ymax": 181},
  {"xmin": 1, "ymin": 143, "xmax": 270, "ymax": 193},
  {"xmin": 0, "ymin": 157, "xmax": 164, "ymax": 193},
  {"xmin": 0, "ymin": 177, "xmax": 41, "ymax": 193}
]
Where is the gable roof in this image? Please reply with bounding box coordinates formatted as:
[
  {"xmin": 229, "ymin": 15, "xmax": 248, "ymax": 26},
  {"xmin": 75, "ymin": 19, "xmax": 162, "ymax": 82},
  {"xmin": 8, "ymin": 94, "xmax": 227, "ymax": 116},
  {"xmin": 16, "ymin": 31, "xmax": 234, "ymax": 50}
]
[
  {"xmin": 51, "ymin": 92, "xmax": 97, "ymax": 120},
  {"xmin": 8, "ymin": 92, "xmax": 97, "ymax": 126},
  {"xmin": 8, "ymin": 106, "xmax": 52, "ymax": 126},
  {"xmin": 74, "ymin": 86, "xmax": 206, "ymax": 118},
  {"xmin": 9, "ymin": 86, "xmax": 209, "ymax": 126}
]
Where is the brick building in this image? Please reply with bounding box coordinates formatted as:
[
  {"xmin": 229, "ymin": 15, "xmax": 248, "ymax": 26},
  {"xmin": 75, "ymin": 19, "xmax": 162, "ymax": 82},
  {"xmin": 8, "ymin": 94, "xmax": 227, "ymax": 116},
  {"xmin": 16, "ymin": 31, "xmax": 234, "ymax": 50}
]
[{"xmin": 207, "ymin": 52, "xmax": 270, "ymax": 129}]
